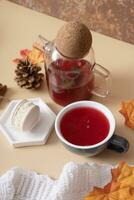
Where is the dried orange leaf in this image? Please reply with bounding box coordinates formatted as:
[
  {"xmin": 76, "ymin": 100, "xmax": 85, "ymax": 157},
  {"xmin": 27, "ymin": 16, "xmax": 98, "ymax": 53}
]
[
  {"xmin": 84, "ymin": 162, "xmax": 134, "ymax": 200},
  {"xmin": 20, "ymin": 49, "xmax": 31, "ymax": 58},
  {"xmin": 28, "ymin": 47, "xmax": 44, "ymax": 64},
  {"xmin": 13, "ymin": 58, "xmax": 20, "ymax": 64},
  {"xmin": 119, "ymin": 99, "xmax": 134, "ymax": 130}
]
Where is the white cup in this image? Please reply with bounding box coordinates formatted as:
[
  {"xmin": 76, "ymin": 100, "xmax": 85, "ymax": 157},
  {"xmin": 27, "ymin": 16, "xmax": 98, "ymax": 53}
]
[{"xmin": 55, "ymin": 101, "xmax": 129, "ymax": 156}]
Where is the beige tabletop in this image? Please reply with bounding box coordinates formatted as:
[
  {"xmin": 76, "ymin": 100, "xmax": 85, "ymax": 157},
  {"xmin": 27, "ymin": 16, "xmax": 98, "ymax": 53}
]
[{"xmin": 0, "ymin": 0, "xmax": 134, "ymax": 178}]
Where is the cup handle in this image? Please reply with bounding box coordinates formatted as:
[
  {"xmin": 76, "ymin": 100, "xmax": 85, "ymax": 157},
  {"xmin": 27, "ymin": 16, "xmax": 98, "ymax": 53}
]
[
  {"xmin": 107, "ymin": 135, "xmax": 129, "ymax": 153},
  {"xmin": 91, "ymin": 63, "xmax": 111, "ymax": 98}
]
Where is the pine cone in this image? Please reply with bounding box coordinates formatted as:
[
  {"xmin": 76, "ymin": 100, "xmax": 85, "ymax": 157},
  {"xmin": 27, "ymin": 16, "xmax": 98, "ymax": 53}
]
[{"xmin": 14, "ymin": 59, "xmax": 44, "ymax": 89}]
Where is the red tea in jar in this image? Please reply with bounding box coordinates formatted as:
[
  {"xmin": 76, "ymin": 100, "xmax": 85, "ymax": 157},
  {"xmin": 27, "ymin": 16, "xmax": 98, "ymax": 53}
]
[{"xmin": 46, "ymin": 59, "xmax": 94, "ymax": 106}]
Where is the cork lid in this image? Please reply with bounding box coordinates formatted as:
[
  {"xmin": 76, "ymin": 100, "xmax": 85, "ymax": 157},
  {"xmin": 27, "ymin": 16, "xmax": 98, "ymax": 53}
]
[{"xmin": 55, "ymin": 21, "xmax": 92, "ymax": 59}]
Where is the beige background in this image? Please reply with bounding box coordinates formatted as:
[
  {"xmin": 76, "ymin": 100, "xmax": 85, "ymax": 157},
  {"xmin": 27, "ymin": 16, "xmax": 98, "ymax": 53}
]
[
  {"xmin": 0, "ymin": 0, "xmax": 134, "ymax": 178},
  {"xmin": 9, "ymin": 0, "xmax": 134, "ymax": 45}
]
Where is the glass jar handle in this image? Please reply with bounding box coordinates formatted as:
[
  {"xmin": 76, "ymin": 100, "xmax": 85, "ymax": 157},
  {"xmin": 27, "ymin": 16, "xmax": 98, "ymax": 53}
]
[
  {"xmin": 33, "ymin": 35, "xmax": 50, "ymax": 52},
  {"xmin": 91, "ymin": 63, "xmax": 111, "ymax": 98}
]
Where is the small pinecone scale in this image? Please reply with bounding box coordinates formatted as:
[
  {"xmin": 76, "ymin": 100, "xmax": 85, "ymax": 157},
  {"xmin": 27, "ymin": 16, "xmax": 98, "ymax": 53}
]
[{"xmin": 15, "ymin": 60, "xmax": 44, "ymax": 89}]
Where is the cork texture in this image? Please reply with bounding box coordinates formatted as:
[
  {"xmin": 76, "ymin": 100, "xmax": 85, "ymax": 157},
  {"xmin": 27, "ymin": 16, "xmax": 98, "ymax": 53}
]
[{"xmin": 55, "ymin": 22, "xmax": 92, "ymax": 58}]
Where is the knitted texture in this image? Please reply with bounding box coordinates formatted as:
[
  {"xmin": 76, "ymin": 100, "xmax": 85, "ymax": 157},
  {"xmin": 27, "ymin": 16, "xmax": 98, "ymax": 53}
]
[{"xmin": 0, "ymin": 162, "xmax": 112, "ymax": 200}]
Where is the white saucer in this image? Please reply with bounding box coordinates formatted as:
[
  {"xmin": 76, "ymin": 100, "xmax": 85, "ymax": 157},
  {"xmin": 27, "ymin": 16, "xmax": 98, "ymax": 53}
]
[{"xmin": 0, "ymin": 98, "xmax": 56, "ymax": 147}]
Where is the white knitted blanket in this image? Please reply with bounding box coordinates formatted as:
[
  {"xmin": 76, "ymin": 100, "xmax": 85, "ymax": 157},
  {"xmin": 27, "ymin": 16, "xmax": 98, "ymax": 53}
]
[{"xmin": 0, "ymin": 162, "xmax": 112, "ymax": 200}]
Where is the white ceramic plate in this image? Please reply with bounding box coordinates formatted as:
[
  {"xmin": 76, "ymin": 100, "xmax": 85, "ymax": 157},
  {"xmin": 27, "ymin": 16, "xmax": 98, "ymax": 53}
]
[{"xmin": 0, "ymin": 98, "xmax": 56, "ymax": 147}]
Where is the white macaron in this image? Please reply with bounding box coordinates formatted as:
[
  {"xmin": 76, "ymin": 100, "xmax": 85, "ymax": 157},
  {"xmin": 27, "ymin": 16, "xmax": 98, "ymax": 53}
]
[{"xmin": 10, "ymin": 99, "xmax": 40, "ymax": 132}]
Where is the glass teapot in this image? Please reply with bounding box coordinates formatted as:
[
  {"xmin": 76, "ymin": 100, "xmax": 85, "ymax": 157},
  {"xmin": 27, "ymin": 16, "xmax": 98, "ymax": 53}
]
[{"xmin": 36, "ymin": 34, "xmax": 111, "ymax": 106}]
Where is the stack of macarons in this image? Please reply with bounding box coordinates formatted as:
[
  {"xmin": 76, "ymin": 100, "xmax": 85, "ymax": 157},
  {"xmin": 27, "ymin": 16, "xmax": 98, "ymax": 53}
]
[{"xmin": 10, "ymin": 99, "xmax": 40, "ymax": 132}]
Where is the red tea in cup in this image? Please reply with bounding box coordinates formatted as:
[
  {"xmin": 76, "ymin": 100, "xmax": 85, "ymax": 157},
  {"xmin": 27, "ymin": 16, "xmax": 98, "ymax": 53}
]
[{"xmin": 60, "ymin": 107, "xmax": 110, "ymax": 146}]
